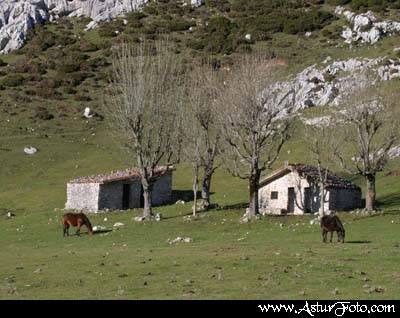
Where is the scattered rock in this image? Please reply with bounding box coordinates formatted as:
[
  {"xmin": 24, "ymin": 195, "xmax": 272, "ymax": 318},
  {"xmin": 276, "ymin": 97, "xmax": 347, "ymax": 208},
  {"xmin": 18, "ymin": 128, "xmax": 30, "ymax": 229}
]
[
  {"xmin": 154, "ymin": 213, "xmax": 162, "ymax": 222},
  {"xmin": 335, "ymin": 6, "xmax": 400, "ymax": 45},
  {"xmin": 113, "ymin": 222, "xmax": 125, "ymax": 228},
  {"xmin": 83, "ymin": 107, "xmax": 93, "ymax": 119},
  {"xmin": 133, "ymin": 216, "xmax": 145, "ymax": 222},
  {"xmin": 167, "ymin": 237, "xmax": 193, "ymax": 244},
  {"xmin": 24, "ymin": 146, "xmax": 38, "ymax": 155},
  {"xmin": 364, "ymin": 286, "xmax": 385, "ymax": 294},
  {"xmin": 93, "ymin": 225, "xmax": 107, "ymax": 232},
  {"xmin": 33, "ymin": 268, "xmax": 42, "ymax": 274},
  {"xmin": 7, "ymin": 212, "xmax": 15, "ymax": 218},
  {"xmin": 175, "ymin": 200, "xmax": 185, "ymax": 205},
  {"xmin": 331, "ymin": 288, "xmax": 340, "ymax": 295}
]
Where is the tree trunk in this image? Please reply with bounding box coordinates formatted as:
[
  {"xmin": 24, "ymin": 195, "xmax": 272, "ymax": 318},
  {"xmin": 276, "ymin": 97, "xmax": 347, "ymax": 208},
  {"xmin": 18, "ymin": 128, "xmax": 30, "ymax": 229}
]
[
  {"xmin": 366, "ymin": 174, "xmax": 376, "ymax": 211},
  {"xmin": 142, "ymin": 179, "xmax": 153, "ymax": 219},
  {"xmin": 193, "ymin": 165, "xmax": 199, "ymax": 217},
  {"xmin": 201, "ymin": 164, "xmax": 214, "ymax": 208},
  {"xmin": 248, "ymin": 171, "xmax": 261, "ymax": 218},
  {"xmin": 319, "ymin": 183, "xmax": 325, "ymax": 217}
]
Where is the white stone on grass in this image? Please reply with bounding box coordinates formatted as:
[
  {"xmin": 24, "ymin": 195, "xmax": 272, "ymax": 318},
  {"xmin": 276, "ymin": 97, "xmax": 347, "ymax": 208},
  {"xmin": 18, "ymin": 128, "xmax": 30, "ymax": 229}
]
[{"xmin": 24, "ymin": 146, "xmax": 37, "ymax": 155}]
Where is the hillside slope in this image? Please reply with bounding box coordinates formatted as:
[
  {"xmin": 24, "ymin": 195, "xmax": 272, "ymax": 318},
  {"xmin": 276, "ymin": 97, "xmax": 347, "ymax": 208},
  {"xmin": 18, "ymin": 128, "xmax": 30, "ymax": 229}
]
[{"xmin": 0, "ymin": 0, "xmax": 400, "ymax": 214}]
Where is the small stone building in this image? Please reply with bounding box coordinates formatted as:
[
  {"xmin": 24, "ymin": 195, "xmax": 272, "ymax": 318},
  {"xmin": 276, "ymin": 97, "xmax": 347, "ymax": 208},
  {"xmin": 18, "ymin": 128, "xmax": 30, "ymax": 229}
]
[
  {"xmin": 258, "ymin": 163, "xmax": 362, "ymax": 215},
  {"xmin": 65, "ymin": 166, "xmax": 174, "ymax": 213}
]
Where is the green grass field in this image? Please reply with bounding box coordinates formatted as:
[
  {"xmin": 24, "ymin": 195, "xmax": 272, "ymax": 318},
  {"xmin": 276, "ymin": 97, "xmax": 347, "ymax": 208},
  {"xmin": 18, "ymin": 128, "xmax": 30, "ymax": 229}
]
[
  {"xmin": 1, "ymin": 127, "xmax": 400, "ymax": 300},
  {"xmin": 1, "ymin": 1, "xmax": 400, "ymax": 299}
]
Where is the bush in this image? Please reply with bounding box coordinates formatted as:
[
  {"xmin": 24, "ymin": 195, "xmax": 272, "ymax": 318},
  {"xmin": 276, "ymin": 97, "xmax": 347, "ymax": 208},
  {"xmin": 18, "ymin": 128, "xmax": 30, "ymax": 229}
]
[
  {"xmin": 34, "ymin": 107, "xmax": 55, "ymax": 120},
  {"xmin": 1, "ymin": 74, "xmax": 25, "ymax": 87},
  {"xmin": 73, "ymin": 94, "xmax": 92, "ymax": 102},
  {"xmin": 206, "ymin": 0, "xmax": 231, "ymax": 12}
]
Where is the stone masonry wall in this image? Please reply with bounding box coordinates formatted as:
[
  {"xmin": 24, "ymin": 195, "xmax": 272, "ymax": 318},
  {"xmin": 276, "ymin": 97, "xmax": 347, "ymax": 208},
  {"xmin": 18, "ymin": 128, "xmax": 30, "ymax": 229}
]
[
  {"xmin": 98, "ymin": 182, "xmax": 124, "ymax": 211},
  {"xmin": 65, "ymin": 183, "xmax": 100, "ymax": 212},
  {"xmin": 258, "ymin": 171, "xmax": 329, "ymax": 215},
  {"xmin": 66, "ymin": 171, "xmax": 173, "ymax": 213},
  {"xmin": 152, "ymin": 171, "xmax": 173, "ymax": 206},
  {"xmin": 328, "ymin": 188, "xmax": 362, "ymax": 211}
]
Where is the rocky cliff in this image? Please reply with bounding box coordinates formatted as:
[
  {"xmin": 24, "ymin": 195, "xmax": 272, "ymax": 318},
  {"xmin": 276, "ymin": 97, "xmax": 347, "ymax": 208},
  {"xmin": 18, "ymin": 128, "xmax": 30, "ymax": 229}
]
[
  {"xmin": 335, "ymin": 6, "xmax": 400, "ymax": 44},
  {"xmin": 0, "ymin": 0, "xmax": 151, "ymax": 54},
  {"xmin": 270, "ymin": 56, "xmax": 400, "ymax": 113}
]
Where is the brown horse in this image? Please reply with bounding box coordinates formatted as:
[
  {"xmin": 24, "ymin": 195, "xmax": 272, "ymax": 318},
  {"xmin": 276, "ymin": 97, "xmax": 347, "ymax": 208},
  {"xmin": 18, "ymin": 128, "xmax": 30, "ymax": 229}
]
[
  {"xmin": 320, "ymin": 214, "xmax": 345, "ymax": 243},
  {"xmin": 63, "ymin": 212, "xmax": 93, "ymax": 237}
]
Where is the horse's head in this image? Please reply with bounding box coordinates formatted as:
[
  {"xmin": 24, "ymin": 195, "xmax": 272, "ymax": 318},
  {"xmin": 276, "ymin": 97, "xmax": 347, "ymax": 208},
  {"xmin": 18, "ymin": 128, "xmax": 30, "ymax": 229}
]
[
  {"xmin": 82, "ymin": 214, "xmax": 93, "ymax": 235},
  {"xmin": 338, "ymin": 229, "xmax": 345, "ymax": 243}
]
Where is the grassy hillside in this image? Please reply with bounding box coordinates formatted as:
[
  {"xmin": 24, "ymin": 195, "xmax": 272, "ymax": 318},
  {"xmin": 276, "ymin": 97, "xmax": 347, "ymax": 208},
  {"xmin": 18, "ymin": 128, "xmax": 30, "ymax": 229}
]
[{"xmin": 1, "ymin": 0, "xmax": 400, "ymax": 300}]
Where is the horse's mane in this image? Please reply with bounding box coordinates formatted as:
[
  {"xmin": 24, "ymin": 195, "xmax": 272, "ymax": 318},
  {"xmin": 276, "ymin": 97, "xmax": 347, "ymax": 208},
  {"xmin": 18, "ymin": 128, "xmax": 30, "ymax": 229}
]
[
  {"xmin": 333, "ymin": 215, "xmax": 344, "ymax": 231},
  {"xmin": 79, "ymin": 213, "xmax": 93, "ymax": 232}
]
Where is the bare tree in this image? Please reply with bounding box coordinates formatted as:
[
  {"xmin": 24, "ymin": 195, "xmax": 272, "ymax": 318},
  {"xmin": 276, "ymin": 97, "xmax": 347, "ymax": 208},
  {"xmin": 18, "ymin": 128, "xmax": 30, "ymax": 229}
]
[
  {"xmin": 181, "ymin": 64, "xmax": 222, "ymax": 215},
  {"xmin": 104, "ymin": 40, "xmax": 184, "ymax": 219},
  {"xmin": 332, "ymin": 83, "xmax": 399, "ymax": 211},
  {"xmin": 304, "ymin": 115, "xmax": 338, "ymax": 216},
  {"xmin": 217, "ymin": 55, "xmax": 295, "ymax": 218}
]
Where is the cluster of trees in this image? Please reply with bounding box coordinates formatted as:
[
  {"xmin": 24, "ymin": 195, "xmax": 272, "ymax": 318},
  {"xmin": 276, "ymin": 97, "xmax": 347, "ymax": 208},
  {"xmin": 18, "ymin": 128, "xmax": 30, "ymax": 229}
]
[{"xmin": 104, "ymin": 40, "xmax": 399, "ymax": 219}]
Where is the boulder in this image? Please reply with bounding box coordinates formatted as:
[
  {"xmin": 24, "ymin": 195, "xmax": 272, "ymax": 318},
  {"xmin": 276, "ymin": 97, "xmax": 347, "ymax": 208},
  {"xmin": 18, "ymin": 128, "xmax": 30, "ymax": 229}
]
[
  {"xmin": 83, "ymin": 107, "xmax": 93, "ymax": 119},
  {"xmin": 24, "ymin": 146, "xmax": 38, "ymax": 155}
]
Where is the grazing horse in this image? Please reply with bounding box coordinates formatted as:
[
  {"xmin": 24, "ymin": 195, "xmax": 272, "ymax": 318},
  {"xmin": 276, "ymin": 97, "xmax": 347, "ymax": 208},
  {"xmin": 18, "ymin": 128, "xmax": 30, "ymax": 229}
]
[
  {"xmin": 63, "ymin": 212, "xmax": 93, "ymax": 237},
  {"xmin": 320, "ymin": 214, "xmax": 345, "ymax": 243}
]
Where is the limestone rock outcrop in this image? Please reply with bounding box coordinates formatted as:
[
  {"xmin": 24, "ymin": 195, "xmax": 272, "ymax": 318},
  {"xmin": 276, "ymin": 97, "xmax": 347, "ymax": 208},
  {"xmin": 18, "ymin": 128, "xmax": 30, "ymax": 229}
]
[
  {"xmin": 335, "ymin": 6, "xmax": 400, "ymax": 44},
  {"xmin": 269, "ymin": 57, "xmax": 400, "ymax": 113},
  {"xmin": 0, "ymin": 0, "xmax": 153, "ymax": 54}
]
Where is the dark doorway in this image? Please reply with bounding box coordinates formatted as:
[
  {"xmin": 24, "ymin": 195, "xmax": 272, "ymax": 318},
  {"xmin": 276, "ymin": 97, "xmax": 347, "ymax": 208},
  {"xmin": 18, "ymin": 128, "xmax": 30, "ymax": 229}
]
[
  {"xmin": 287, "ymin": 187, "xmax": 295, "ymax": 213},
  {"xmin": 122, "ymin": 184, "xmax": 130, "ymax": 209},
  {"xmin": 304, "ymin": 187, "xmax": 311, "ymax": 213},
  {"xmin": 140, "ymin": 186, "xmax": 144, "ymax": 208}
]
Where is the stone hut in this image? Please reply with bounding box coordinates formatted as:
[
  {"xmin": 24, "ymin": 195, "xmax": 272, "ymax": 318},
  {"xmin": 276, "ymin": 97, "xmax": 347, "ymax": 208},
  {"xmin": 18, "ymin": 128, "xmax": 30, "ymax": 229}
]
[
  {"xmin": 65, "ymin": 166, "xmax": 174, "ymax": 213},
  {"xmin": 258, "ymin": 163, "xmax": 362, "ymax": 215}
]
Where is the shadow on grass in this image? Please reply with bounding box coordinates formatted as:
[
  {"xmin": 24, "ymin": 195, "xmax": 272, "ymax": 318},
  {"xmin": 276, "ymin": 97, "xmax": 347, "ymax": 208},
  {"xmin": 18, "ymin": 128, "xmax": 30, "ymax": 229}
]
[
  {"xmin": 215, "ymin": 202, "xmax": 248, "ymax": 211},
  {"xmin": 171, "ymin": 190, "xmax": 215, "ymax": 203},
  {"xmin": 93, "ymin": 229, "xmax": 113, "ymax": 235},
  {"xmin": 377, "ymin": 193, "xmax": 400, "ymax": 210},
  {"xmin": 346, "ymin": 240, "xmax": 372, "ymax": 244},
  {"xmin": 65, "ymin": 230, "xmax": 113, "ymax": 236}
]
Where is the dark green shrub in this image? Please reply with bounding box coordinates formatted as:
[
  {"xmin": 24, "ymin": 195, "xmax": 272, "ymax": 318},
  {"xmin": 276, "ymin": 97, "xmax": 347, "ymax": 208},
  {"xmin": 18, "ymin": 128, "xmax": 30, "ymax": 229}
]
[
  {"xmin": 73, "ymin": 94, "xmax": 92, "ymax": 102},
  {"xmin": 34, "ymin": 107, "xmax": 55, "ymax": 120},
  {"xmin": 1, "ymin": 74, "xmax": 25, "ymax": 87},
  {"xmin": 206, "ymin": 0, "xmax": 231, "ymax": 12}
]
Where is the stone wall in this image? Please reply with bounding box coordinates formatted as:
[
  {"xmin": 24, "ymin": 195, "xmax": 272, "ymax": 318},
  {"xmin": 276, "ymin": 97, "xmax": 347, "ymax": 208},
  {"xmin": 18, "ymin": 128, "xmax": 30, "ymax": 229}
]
[
  {"xmin": 98, "ymin": 182, "xmax": 124, "ymax": 210},
  {"xmin": 98, "ymin": 180, "xmax": 143, "ymax": 210},
  {"xmin": 259, "ymin": 171, "xmax": 312, "ymax": 214},
  {"xmin": 258, "ymin": 171, "xmax": 330, "ymax": 215},
  {"xmin": 258, "ymin": 171, "xmax": 361, "ymax": 215},
  {"xmin": 66, "ymin": 171, "xmax": 173, "ymax": 212},
  {"xmin": 328, "ymin": 188, "xmax": 362, "ymax": 211},
  {"xmin": 65, "ymin": 183, "xmax": 100, "ymax": 212},
  {"xmin": 152, "ymin": 171, "xmax": 173, "ymax": 206}
]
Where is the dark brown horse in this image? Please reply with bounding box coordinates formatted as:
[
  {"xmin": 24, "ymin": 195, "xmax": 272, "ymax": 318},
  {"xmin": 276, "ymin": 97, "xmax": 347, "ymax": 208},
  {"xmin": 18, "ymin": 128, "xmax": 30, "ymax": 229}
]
[
  {"xmin": 63, "ymin": 212, "xmax": 93, "ymax": 237},
  {"xmin": 320, "ymin": 214, "xmax": 345, "ymax": 243}
]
